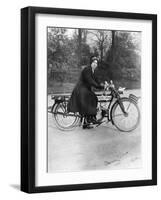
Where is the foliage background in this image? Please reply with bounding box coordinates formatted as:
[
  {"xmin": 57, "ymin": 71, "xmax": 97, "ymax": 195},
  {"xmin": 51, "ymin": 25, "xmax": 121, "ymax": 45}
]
[{"xmin": 47, "ymin": 27, "xmax": 141, "ymax": 94}]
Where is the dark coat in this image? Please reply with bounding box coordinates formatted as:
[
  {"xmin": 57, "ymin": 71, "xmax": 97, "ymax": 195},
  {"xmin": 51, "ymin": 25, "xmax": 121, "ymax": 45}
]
[{"xmin": 67, "ymin": 66, "xmax": 104, "ymax": 115}]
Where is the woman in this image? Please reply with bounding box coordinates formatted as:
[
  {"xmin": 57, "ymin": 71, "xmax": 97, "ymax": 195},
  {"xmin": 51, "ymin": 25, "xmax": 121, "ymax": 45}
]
[{"xmin": 67, "ymin": 56, "xmax": 104, "ymax": 129}]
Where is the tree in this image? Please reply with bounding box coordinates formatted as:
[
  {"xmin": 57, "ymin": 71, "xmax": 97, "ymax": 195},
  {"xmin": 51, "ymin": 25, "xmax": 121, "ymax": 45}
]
[
  {"xmin": 73, "ymin": 29, "xmax": 91, "ymax": 67},
  {"xmin": 88, "ymin": 30, "xmax": 111, "ymax": 64},
  {"xmin": 106, "ymin": 30, "xmax": 116, "ymax": 63},
  {"xmin": 47, "ymin": 27, "xmax": 68, "ymax": 64},
  {"xmin": 106, "ymin": 31, "xmax": 141, "ymax": 80},
  {"xmin": 77, "ymin": 29, "xmax": 82, "ymax": 67}
]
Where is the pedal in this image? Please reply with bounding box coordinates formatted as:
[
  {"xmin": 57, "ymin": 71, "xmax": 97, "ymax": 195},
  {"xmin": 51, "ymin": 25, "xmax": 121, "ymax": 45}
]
[{"xmin": 95, "ymin": 120, "xmax": 105, "ymax": 127}]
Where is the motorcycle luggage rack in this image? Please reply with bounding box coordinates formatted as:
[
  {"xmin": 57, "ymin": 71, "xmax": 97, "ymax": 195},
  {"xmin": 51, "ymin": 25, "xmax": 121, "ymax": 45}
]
[{"xmin": 51, "ymin": 93, "xmax": 71, "ymax": 99}]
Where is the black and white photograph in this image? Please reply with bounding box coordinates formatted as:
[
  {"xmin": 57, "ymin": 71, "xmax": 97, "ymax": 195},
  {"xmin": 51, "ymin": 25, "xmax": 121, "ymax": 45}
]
[
  {"xmin": 20, "ymin": 7, "xmax": 157, "ymax": 193},
  {"xmin": 47, "ymin": 27, "xmax": 141, "ymax": 173}
]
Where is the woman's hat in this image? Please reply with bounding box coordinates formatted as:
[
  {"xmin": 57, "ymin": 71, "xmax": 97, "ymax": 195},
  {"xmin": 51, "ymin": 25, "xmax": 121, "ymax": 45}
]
[{"xmin": 90, "ymin": 56, "xmax": 99, "ymax": 64}]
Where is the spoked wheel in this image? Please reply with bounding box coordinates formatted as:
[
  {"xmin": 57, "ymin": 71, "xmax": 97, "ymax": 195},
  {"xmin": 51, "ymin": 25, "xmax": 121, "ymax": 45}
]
[
  {"xmin": 51, "ymin": 102, "xmax": 79, "ymax": 131},
  {"xmin": 111, "ymin": 98, "xmax": 140, "ymax": 132}
]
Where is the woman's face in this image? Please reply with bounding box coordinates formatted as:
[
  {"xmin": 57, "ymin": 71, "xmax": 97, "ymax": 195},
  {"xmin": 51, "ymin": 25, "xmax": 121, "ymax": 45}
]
[{"xmin": 91, "ymin": 60, "xmax": 98, "ymax": 71}]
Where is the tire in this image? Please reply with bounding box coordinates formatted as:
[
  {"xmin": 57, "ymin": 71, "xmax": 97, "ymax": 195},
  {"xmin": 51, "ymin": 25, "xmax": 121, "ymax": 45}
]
[
  {"xmin": 51, "ymin": 102, "xmax": 79, "ymax": 131},
  {"xmin": 111, "ymin": 98, "xmax": 140, "ymax": 132}
]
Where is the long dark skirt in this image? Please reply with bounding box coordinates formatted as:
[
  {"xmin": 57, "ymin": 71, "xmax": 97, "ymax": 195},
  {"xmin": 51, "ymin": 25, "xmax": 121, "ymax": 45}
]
[{"xmin": 67, "ymin": 83, "xmax": 98, "ymax": 115}]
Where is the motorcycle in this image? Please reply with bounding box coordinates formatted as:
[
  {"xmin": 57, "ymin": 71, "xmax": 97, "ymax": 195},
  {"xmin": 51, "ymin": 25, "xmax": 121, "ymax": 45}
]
[{"xmin": 50, "ymin": 81, "xmax": 140, "ymax": 132}]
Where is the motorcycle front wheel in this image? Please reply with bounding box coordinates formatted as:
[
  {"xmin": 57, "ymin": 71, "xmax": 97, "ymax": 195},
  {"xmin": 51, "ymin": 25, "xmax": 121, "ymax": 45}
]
[{"xmin": 111, "ymin": 98, "xmax": 140, "ymax": 132}]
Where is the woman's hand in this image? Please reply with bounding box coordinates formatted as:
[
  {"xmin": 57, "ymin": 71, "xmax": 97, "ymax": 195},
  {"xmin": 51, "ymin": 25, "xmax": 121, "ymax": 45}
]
[
  {"xmin": 100, "ymin": 82, "xmax": 105, "ymax": 87},
  {"xmin": 104, "ymin": 81, "xmax": 109, "ymax": 90},
  {"xmin": 100, "ymin": 81, "xmax": 109, "ymax": 91}
]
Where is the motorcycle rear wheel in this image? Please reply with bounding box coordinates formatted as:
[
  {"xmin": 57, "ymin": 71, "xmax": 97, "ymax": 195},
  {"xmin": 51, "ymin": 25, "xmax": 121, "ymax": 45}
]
[{"xmin": 51, "ymin": 102, "xmax": 79, "ymax": 131}]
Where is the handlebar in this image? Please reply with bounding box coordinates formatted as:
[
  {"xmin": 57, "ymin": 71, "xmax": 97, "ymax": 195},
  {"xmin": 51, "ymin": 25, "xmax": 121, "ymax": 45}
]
[
  {"xmin": 104, "ymin": 80, "xmax": 115, "ymax": 91},
  {"xmin": 103, "ymin": 80, "xmax": 125, "ymax": 94}
]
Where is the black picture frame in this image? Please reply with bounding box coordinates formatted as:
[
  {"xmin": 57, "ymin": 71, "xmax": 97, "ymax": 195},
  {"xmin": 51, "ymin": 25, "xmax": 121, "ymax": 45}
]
[{"xmin": 21, "ymin": 6, "xmax": 157, "ymax": 193}]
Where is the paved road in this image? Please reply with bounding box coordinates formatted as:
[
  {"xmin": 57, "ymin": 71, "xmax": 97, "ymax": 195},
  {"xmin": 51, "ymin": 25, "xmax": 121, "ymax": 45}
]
[{"xmin": 48, "ymin": 89, "xmax": 141, "ymax": 173}]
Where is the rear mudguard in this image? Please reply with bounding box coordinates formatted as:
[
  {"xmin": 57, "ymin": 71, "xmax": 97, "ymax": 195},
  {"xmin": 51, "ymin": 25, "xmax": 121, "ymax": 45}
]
[
  {"xmin": 54, "ymin": 96, "xmax": 67, "ymax": 103},
  {"xmin": 110, "ymin": 97, "xmax": 136, "ymax": 125},
  {"xmin": 51, "ymin": 102, "xmax": 57, "ymax": 114},
  {"xmin": 51, "ymin": 97, "xmax": 65, "ymax": 113}
]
